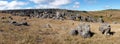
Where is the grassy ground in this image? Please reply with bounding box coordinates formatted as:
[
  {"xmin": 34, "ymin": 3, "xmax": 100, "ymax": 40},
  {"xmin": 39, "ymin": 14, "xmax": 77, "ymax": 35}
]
[{"xmin": 0, "ymin": 13, "xmax": 120, "ymax": 44}]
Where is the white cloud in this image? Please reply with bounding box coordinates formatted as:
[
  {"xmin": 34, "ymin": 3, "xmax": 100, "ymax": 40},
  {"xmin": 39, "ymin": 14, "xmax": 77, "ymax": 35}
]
[
  {"xmin": 25, "ymin": 7, "xmax": 33, "ymax": 9},
  {"xmin": 29, "ymin": 0, "xmax": 71, "ymax": 6},
  {"xmin": 7, "ymin": 7, "xmax": 22, "ymax": 9},
  {"xmin": 104, "ymin": 5, "xmax": 111, "ymax": 9},
  {"xmin": 73, "ymin": 2, "xmax": 80, "ymax": 8},
  {"xmin": 0, "ymin": 0, "xmax": 28, "ymax": 10},
  {"xmin": 75, "ymin": 2, "xmax": 80, "ymax": 5},
  {"xmin": 35, "ymin": 4, "xmax": 59, "ymax": 9},
  {"xmin": 31, "ymin": 0, "xmax": 72, "ymax": 9},
  {"xmin": 0, "ymin": 0, "xmax": 73, "ymax": 10},
  {"xmin": 73, "ymin": 5, "xmax": 80, "ymax": 8},
  {"xmin": 7, "ymin": 1, "xmax": 27, "ymax": 8},
  {"xmin": 49, "ymin": 0, "xmax": 71, "ymax": 6},
  {"xmin": 84, "ymin": 0, "xmax": 97, "ymax": 4},
  {"xmin": 30, "ymin": 0, "xmax": 46, "ymax": 4},
  {"xmin": 0, "ymin": 1, "xmax": 8, "ymax": 6}
]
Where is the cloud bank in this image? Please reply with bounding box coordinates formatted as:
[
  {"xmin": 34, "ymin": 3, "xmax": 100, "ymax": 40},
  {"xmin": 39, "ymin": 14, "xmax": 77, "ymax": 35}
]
[{"xmin": 0, "ymin": 0, "xmax": 77, "ymax": 10}]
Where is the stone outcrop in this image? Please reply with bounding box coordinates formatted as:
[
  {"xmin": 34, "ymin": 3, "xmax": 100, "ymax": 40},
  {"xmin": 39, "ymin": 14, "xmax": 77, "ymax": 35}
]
[{"xmin": 0, "ymin": 9, "xmax": 105, "ymax": 23}]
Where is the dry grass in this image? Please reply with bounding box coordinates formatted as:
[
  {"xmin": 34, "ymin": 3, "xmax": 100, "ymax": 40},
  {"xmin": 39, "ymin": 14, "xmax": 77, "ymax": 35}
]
[{"xmin": 0, "ymin": 13, "xmax": 120, "ymax": 44}]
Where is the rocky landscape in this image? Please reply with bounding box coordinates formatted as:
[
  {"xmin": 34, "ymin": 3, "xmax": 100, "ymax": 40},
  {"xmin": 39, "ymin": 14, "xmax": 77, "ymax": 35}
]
[{"xmin": 0, "ymin": 9, "xmax": 120, "ymax": 44}]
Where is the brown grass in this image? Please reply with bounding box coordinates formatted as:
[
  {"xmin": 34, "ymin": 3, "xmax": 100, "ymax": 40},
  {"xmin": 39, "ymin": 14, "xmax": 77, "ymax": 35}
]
[{"xmin": 0, "ymin": 13, "xmax": 120, "ymax": 44}]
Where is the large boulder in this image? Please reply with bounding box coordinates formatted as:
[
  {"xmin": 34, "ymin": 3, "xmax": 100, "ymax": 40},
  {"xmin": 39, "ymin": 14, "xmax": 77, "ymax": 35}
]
[
  {"xmin": 77, "ymin": 23, "xmax": 92, "ymax": 38},
  {"xmin": 99, "ymin": 23, "xmax": 111, "ymax": 35}
]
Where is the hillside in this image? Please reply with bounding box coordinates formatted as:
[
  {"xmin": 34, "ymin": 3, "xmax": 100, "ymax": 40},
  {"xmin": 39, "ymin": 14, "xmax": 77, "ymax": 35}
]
[
  {"xmin": 0, "ymin": 9, "xmax": 120, "ymax": 44},
  {"xmin": 0, "ymin": 9, "xmax": 120, "ymax": 23}
]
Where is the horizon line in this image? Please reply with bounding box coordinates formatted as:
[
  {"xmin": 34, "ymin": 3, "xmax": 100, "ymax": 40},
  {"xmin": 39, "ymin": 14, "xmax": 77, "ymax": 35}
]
[{"xmin": 0, "ymin": 8, "xmax": 120, "ymax": 11}]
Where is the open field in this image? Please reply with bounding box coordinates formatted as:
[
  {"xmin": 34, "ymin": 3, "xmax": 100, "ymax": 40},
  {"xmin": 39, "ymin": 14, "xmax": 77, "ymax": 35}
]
[{"xmin": 0, "ymin": 13, "xmax": 120, "ymax": 44}]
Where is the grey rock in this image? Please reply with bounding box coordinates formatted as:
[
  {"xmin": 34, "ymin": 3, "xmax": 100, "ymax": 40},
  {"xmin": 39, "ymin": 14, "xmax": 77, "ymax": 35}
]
[
  {"xmin": 44, "ymin": 24, "xmax": 52, "ymax": 28},
  {"xmin": 99, "ymin": 23, "xmax": 111, "ymax": 35},
  {"xmin": 80, "ymin": 16, "xmax": 86, "ymax": 21},
  {"xmin": 70, "ymin": 16, "xmax": 76, "ymax": 20},
  {"xmin": 21, "ymin": 22, "xmax": 29, "ymax": 26},
  {"xmin": 98, "ymin": 18, "xmax": 104, "ymax": 23},
  {"xmin": 8, "ymin": 16, "xmax": 13, "ymax": 20},
  {"xmin": 11, "ymin": 21, "xmax": 29, "ymax": 26},
  {"xmin": 77, "ymin": 23, "xmax": 92, "ymax": 38},
  {"xmin": 70, "ymin": 29, "xmax": 78, "ymax": 35},
  {"xmin": 11, "ymin": 21, "xmax": 21, "ymax": 26},
  {"xmin": 0, "ymin": 9, "xmax": 107, "ymax": 23}
]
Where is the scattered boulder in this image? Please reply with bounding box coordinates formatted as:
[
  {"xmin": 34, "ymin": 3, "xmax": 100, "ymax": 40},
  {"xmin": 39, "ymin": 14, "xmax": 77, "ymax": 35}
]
[
  {"xmin": 87, "ymin": 16, "xmax": 96, "ymax": 22},
  {"xmin": 1, "ymin": 16, "xmax": 6, "ymax": 19},
  {"xmin": 55, "ymin": 11, "xmax": 60, "ymax": 19},
  {"xmin": 80, "ymin": 16, "xmax": 86, "ymax": 21},
  {"xmin": 70, "ymin": 16, "xmax": 76, "ymax": 20},
  {"xmin": 77, "ymin": 23, "xmax": 92, "ymax": 38},
  {"xmin": 8, "ymin": 16, "xmax": 13, "ymax": 20},
  {"xmin": 70, "ymin": 29, "xmax": 78, "ymax": 35},
  {"xmin": 44, "ymin": 24, "xmax": 52, "ymax": 28},
  {"xmin": 11, "ymin": 21, "xmax": 21, "ymax": 26},
  {"xmin": 42, "ymin": 14, "xmax": 49, "ymax": 18},
  {"xmin": 99, "ymin": 23, "xmax": 111, "ymax": 35},
  {"xmin": 11, "ymin": 21, "xmax": 29, "ymax": 26},
  {"xmin": 20, "ymin": 22, "xmax": 29, "ymax": 26},
  {"xmin": 98, "ymin": 18, "xmax": 104, "ymax": 23}
]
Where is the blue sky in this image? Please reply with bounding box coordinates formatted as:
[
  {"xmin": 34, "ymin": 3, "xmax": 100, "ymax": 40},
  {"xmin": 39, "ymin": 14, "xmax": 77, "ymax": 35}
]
[{"xmin": 0, "ymin": 0, "xmax": 120, "ymax": 11}]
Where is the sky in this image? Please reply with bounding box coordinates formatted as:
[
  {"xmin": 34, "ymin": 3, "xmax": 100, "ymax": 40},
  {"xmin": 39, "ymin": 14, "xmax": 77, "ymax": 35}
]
[{"xmin": 0, "ymin": 0, "xmax": 120, "ymax": 11}]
